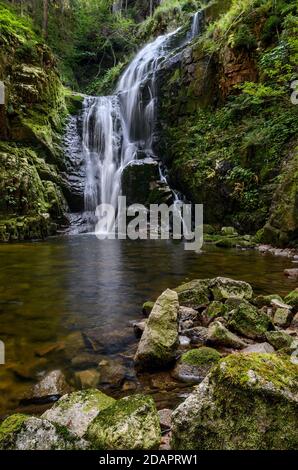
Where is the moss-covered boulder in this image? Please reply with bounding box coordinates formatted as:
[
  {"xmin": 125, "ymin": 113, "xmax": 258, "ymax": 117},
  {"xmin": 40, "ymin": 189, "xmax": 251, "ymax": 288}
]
[
  {"xmin": 173, "ymin": 347, "xmax": 221, "ymax": 383},
  {"xmin": 265, "ymin": 331, "xmax": 295, "ymax": 350},
  {"xmin": 142, "ymin": 301, "xmax": 155, "ymax": 317},
  {"xmin": 203, "ymin": 300, "xmax": 227, "ymax": 322},
  {"xmin": 273, "ymin": 308, "xmax": 293, "ymax": 328},
  {"xmin": 174, "ymin": 279, "xmax": 210, "ymax": 308},
  {"xmin": 221, "ymin": 226, "xmax": 238, "ymax": 236},
  {"xmin": 228, "ymin": 302, "xmax": 272, "ymax": 339},
  {"xmin": 0, "ymin": 414, "xmax": 89, "ymax": 450},
  {"xmin": 284, "ymin": 290, "xmax": 298, "ymax": 312},
  {"xmin": 254, "ymin": 294, "xmax": 283, "ymax": 308},
  {"xmin": 135, "ymin": 289, "xmax": 179, "ymax": 370},
  {"xmin": 209, "ymin": 277, "xmax": 253, "ymax": 301},
  {"xmin": 207, "ymin": 321, "xmax": 246, "ymax": 349},
  {"xmin": 86, "ymin": 394, "xmax": 161, "ymax": 450},
  {"xmin": 171, "ymin": 354, "xmax": 298, "ymax": 450},
  {"xmin": 42, "ymin": 389, "xmax": 115, "ymax": 438}
]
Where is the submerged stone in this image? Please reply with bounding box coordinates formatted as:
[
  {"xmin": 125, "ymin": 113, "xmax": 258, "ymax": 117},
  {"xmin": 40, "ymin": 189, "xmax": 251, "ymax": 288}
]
[
  {"xmin": 135, "ymin": 289, "xmax": 179, "ymax": 370},
  {"xmin": 42, "ymin": 389, "xmax": 115, "ymax": 437},
  {"xmin": 86, "ymin": 394, "xmax": 161, "ymax": 450},
  {"xmin": 171, "ymin": 353, "xmax": 298, "ymax": 450}
]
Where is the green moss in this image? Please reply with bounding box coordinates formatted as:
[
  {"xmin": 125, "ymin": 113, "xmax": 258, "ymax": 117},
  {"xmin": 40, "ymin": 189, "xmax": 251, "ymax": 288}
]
[
  {"xmin": 265, "ymin": 331, "xmax": 295, "ymax": 350},
  {"xmin": 284, "ymin": 290, "xmax": 298, "ymax": 311},
  {"xmin": 142, "ymin": 301, "xmax": 155, "ymax": 316},
  {"xmin": 174, "ymin": 279, "xmax": 210, "ymax": 308},
  {"xmin": 56, "ymin": 389, "xmax": 115, "ymax": 414},
  {"xmin": 205, "ymin": 301, "xmax": 227, "ymax": 319},
  {"xmin": 254, "ymin": 294, "xmax": 283, "ymax": 308},
  {"xmin": 228, "ymin": 302, "xmax": 272, "ymax": 339},
  {"xmin": 0, "ymin": 414, "xmax": 28, "ymax": 447},
  {"xmin": 181, "ymin": 347, "xmax": 221, "ymax": 366}
]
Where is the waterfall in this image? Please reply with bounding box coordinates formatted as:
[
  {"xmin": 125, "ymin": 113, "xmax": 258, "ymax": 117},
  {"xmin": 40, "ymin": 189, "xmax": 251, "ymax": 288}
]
[
  {"xmin": 82, "ymin": 28, "xmax": 182, "ymax": 230},
  {"xmin": 190, "ymin": 11, "xmax": 202, "ymax": 39},
  {"xmin": 80, "ymin": 11, "xmax": 203, "ymax": 232}
]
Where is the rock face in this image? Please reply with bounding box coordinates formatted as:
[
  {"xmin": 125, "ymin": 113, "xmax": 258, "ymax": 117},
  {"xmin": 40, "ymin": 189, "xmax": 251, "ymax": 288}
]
[
  {"xmin": 86, "ymin": 394, "xmax": 161, "ymax": 450},
  {"xmin": 209, "ymin": 277, "xmax": 253, "ymax": 301},
  {"xmin": 0, "ymin": 415, "xmax": 88, "ymax": 450},
  {"xmin": 135, "ymin": 289, "xmax": 179, "ymax": 369},
  {"xmin": 42, "ymin": 389, "xmax": 115, "ymax": 438},
  {"xmin": 228, "ymin": 302, "xmax": 272, "ymax": 339},
  {"xmin": 171, "ymin": 354, "xmax": 298, "ymax": 450}
]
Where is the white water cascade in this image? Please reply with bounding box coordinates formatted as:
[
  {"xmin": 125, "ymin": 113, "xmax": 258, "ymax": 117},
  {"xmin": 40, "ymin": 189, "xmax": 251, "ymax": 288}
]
[{"xmin": 81, "ymin": 11, "xmax": 202, "ymax": 232}]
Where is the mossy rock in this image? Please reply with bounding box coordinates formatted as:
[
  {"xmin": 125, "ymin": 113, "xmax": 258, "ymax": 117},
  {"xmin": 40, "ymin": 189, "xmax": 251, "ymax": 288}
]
[
  {"xmin": 174, "ymin": 279, "xmax": 211, "ymax": 308},
  {"xmin": 254, "ymin": 294, "xmax": 283, "ymax": 308},
  {"xmin": 284, "ymin": 290, "xmax": 298, "ymax": 312},
  {"xmin": 142, "ymin": 301, "xmax": 155, "ymax": 317},
  {"xmin": 172, "ymin": 353, "xmax": 298, "ymax": 450},
  {"xmin": 135, "ymin": 289, "xmax": 179, "ymax": 370},
  {"xmin": 181, "ymin": 347, "xmax": 221, "ymax": 366},
  {"xmin": 204, "ymin": 300, "xmax": 227, "ymax": 320},
  {"xmin": 207, "ymin": 321, "xmax": 246, "ymax": 349},
  {"xmin": 221, "ymin": 226, "xmax": 238, "ymax": 237},
  {"xmin": 0, "ymin": 414, "xmax": 88, "ymax": 450},
  {"xmin": 42, "ymin": 389, "xmax": 115, "ymax": 438},
  {"xmin": 228, "ymin": 302, "xmax": 273, "ymax": 339},
  {"xmin": 265, "ymin": 331, "xmax": 295, "ymax": 350},
  {"xmin": 86, "ymin": 394, "xmax": 161, "ymax": 450},
  {"xmin": 209, "ymin": 277, "xmax": 253, "ymax": 301}
]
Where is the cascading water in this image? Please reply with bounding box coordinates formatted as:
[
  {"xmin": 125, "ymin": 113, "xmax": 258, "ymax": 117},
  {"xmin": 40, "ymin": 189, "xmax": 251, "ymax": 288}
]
[{"xmin": 79, "ymin": 11, "xmax": 203, "ymax": 233}]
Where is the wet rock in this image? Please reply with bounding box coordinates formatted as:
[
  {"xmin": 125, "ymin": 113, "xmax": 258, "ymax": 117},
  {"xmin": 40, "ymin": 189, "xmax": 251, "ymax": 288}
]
[
  {"xmin": 173, "ymin": 347, "xmax": 221, "ymax": 384},
  {"xmin": 121, "ymin": 159, "xmax": 160, "ymax": 206},
  {"xmin": 142, "ymin": 301, "xmax": 155, "ymax": 317},
  {"xmin": 284, "ymin": 269, "xmax": 298, "ymax": 278},
  {"xmin": 0, "ymin": 415, "xmax": 89, "ymax": 450},
  {"xmin": 23, "ymin": 370, "xmax": 71, "ymax": 404},
  {"xmin": 285, "ymin": 290, "xmax": 298, "ymax": 311},
  {"xmin": 179, "ymin": 306, "xmax": 198, "ymax": 324},
  {"xmin": 75, "ymin": 369, "xmax": 100, "ymax": 389},
  {"xmin": 254, "ymin": 294, "xmax": 283, "ymax": 308},
  {"xmin": 209, "ymin": 277, "xmax": 253, "ymax": 301},
  {"xmin": 203, "ymin": 301, "xmax": 227, "ymax": 324},
  {"xmin": 64, "ymin": 331, "xmax": 86, "ymax": 359},
  {"xmin": 265, "ymin": 331, "xmax": 295, "ymax": 350},
  {"xmin": 171, "ymin": 354, "xmax": 298, "ymax": 450},
  {"xmin": 207, "ymin": 321, "xmax": 246, "ymax": 349},
  {"xmin": 71, "ymin": 352, "xmax": 99, "ymax": 370},
  {"xmin": 174, "ymin": 279, "xmax": 210, "ymax": 309},
  {"xmin": 183, "ymin": 326, "xmax": 208, "ymax": 346},
  {"xmin": 135, "ymin": 289, "xmax": 179, "ymax": 370},
  {"xmin": 242, "ymin": 342, "xmax": 274, "ymax": 354},
  {"xmin": 158, "ymin": 409, "xmax": 172, "ymax": 431},
  {"xmin": 273, "ymin": 308, "xmax": 293, "ymax": 328},
  {"xmin": 179, "ymin": 335, "xmax": 191, "ymax": 346},
  {"xmin": 86, "ymin": 394, "xmax": 161, "ymax": 450},
  {"xmin": 35, "ymin": 342, "xmax": 64, "ymax": 357},
  {"xmin": 42, "ymin": 389, "xmax": 115, "ymax": 437},
  {"xmin": 228, "ymin": 302, "xmax": 272, "ymax": 339}
]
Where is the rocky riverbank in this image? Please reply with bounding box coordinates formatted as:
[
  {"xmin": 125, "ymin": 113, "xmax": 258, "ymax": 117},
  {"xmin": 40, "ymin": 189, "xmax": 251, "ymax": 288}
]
[{"xmin": 1, "ymin": 276, "xmax": 297, "ymax": 450}]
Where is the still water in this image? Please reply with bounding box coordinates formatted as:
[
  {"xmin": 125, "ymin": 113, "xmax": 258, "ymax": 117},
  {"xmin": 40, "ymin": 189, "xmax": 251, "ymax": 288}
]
[{"xmin": 0, "ymin": 235, "xmax": 296, "ymax": 415}]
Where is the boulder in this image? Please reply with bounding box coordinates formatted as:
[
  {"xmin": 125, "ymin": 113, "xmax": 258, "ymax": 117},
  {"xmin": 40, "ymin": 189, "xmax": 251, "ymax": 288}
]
[
  {"xmin": 174, "ymin": 279, "xmax": 210, "ymax": 309},
  {"xmin": 273, "ymin": 308, "xmax": 293, "ymax": 328},
  {"xmin": 158, "ymin": 409, "xmax": 172, "ymax": 431},
  {"xmin": 285, "ymin": 290, "xmax": 298, "ymax": 311},
  {"xmin": 183, "ymin": 326, "xmax": 208, "ymax": 345},
  {"xmin": 254, "ymin": 294, "xmax": 283, "ymax": 308},
  {"xmin": 242, "ymin": 342, "xmax": 274, "ymax": 353},
  {"xmin": 228, "ymin": 302, "xmax": 272, "ymax": 339},
  {"xmin": 172, "ymin": 347, "xmax": 221, "ymax": 383},
  {"xmin": 207, "ymin": 321, "xmax": 246, "ymax": 349},
  {"xmin": 203, "ymin": 301, "xmax": 227, "ymax": 323},
  {"xmin": 121, "ymin": 159, "xmax": 160, "ymax": 206},
  {"xmin": 86, "ymin": 394, "xmax": 161, "ymax": 450},
  {"xmin": 171, "ymin": 354, "xmax": 298, "ymax": 450},
  {"xmin": 209, "ymin": 277, "xmax": 253, "ymax": 301},
  {"xmin": 135, "ymin": 289, "xmax": 179, "ymax": 370},
  {"xmin": 265, "ymin": 331, "xmax": 295, "ymax": 350},
  {"xmin": 42, "ymin": 389, "xmax": 115, "ymax": 437},
  {"xmin": 75, "ymin": 369, "xmax": 100, "ymax": 389},
  {"xmin": 0, "ymin": 415, "xmax": 89, "ymax": 450}
]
